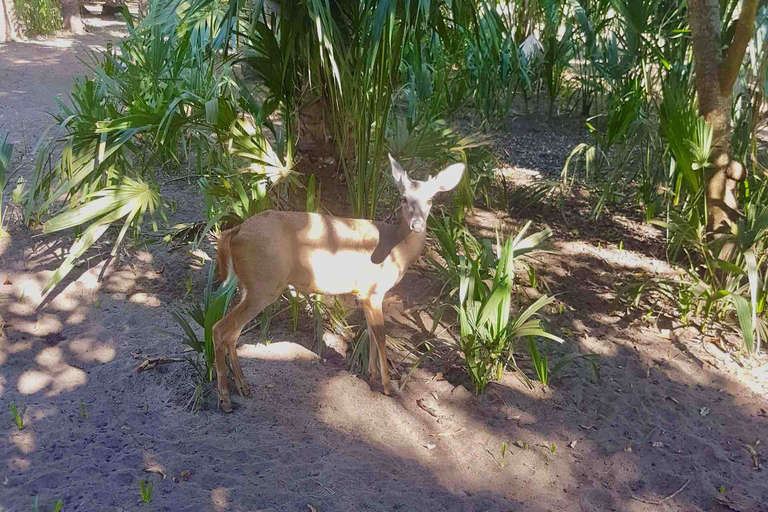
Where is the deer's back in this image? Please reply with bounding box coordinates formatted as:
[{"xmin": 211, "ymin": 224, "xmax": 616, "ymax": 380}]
[{"xmin": 230, "ymin": 211, "xmax": 407, "ymax": 297}]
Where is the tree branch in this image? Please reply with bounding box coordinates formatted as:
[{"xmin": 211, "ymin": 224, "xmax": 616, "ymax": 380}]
[{"xmin": 720, "ymin": 0, "xmax": 759, "ymax": 94}]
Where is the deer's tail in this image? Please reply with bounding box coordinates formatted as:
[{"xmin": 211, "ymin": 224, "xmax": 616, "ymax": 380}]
[{"xmin": 217, "ymin": 224, "xmax": 242, "ymax": 284}]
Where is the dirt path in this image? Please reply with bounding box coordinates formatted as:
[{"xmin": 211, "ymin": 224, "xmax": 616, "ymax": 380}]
[{"xmin": 1, "ymin": 20, "xmax": 768, "ymax": 512}]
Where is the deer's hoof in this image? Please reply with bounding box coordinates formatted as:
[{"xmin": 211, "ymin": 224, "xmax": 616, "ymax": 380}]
[
  {"xmin": 234, "ymin": 380, "xmax": 250, "ymax": 397},
  {"xmin": 220, "ymin": 397, "xmax": 233, "ymax": 413}
]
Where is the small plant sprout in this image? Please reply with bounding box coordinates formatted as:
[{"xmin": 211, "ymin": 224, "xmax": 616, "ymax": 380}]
[
  {"xmin": 9, "ymin": 402, "xmax": 23, "ymax": 430},
  {"xmin": 527, "ymin": 267, "xmax": 537, "ymax": 289},
  {"xmin": 618, "ymin": 240, "xmax": 624, "ymax": 250},
  {"xmin": 78, "ymin": 402, "xmax": 88, "ymax": 419},
  {"xmin": 32, "ymin": 496, "xmax": 63, "ymax": 512},
  {"xmin": 139, "ymin": 479, "xmax": 153, "ymax": 504},
  {"xmin": 529, "ymin": 339, "xmax": 601, "ymax": 387},
  {"xmin": 500, "ymin": 441, "xmax": 507, "ymax": 467},
  {"xmin": 529, "ymin": 338, "xmax": 549, "ymax": 386},
  {"xmin": 184, "ymin": 275, "xmax": 193, "ymax": 298}
]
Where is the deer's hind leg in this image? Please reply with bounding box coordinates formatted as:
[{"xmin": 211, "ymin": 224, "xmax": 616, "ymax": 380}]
[{"xmin": 214, "ymin": 283, "xmax": 282, "ymax": 412}]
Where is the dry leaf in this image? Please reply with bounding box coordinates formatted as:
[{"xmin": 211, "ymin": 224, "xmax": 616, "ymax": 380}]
[
  {"xmin": 144, "ymin": 466, "xmax": 166, "ymax": 479},
  {"xmin": 568, "ymin": 440, "xmax": 578, "ymax": 449},
  {"xmin": 3, "ymin": 276, "xmax": 11, "ymax": 286},
  {"xmin": 307, "ymin": 506, "xmax": 318, "ymax": 512},
  {"xmin": 699, "ymin": 406, "xmax": 710, "ymax": 417},
  {"xmin": 625, "ymin": 445, "xmax": 633, "ymax": 453},
  {"xmin": 579, "ymin": 424, "xmax": 594, "ymax": 430},
  {"xmin": 743, "ymin": 445, "xmax": 761, "ymax": 469},
  {"xmin": 430, "ymin": 392, "xmax": 439, "ymax": 401},
  {"xmin": 266, "ymin": 384, "xmax": 275, "ymax": 389},
  {"xmin": 179, "ymin": 470, "xmax": 191, "ymax": 481},
  {"xmin": 652, "ymin": 442, "xmax": 664, "ymax": 448},
  {"xmin": 425, "ymin": 444, "xmax": 436, "ymax": 450},
  {"xmin": 416, "ymin": 398, "xmax": 440, "ymax": 418}
]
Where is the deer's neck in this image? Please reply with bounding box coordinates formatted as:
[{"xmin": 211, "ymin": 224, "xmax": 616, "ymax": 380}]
[
  {"xmin": 394, "ymin": 214, "xmax": 428, "ymax": 265},
  {"xmin": 369, "ymin": 214, "xmax": 428, "ymax": 269}
]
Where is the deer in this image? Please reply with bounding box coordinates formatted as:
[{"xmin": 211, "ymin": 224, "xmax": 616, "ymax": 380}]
[{"xmin": 212, "ymin": 154, "xmax": 465, "ymax": 412}]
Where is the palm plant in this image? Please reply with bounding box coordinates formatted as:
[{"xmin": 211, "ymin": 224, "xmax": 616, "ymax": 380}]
[
  {"xmin": 456, "ymin": 222, "xmax": 562, "ymax": 393},
  {"xmin": 25, "ymin": 2, "xmax": 292, "ymax": 297},
  {"xmin": 154, "ymin": 261, "xmax": 238, "ymax": 382},
  {"xmin": 0, "ymin": 132, "xmax": 12, "ymax": 236}
]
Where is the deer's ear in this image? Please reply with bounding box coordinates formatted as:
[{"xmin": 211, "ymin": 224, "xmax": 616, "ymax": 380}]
[
  {"xmin": 432, "ymin": 163, "xmax": 465, "ymax": 193},
  {"xmin": 389, "ymin": 153, "xmax": 409, "ymax": 191}
]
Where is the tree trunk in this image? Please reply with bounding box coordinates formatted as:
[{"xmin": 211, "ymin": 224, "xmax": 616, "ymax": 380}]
[
  {"xmin": 61, "ymin": 0, "xmax": 85, "ymax": 35},
  {"xmin": 688, "ymin": 0, "xmax": 757, "ymax": 240},
  {"xmin": 137, "ymin": 0, "xmax": 148, "ymax": 18},
  {"xmin": 1, "ymin": 0, "xmax": 20, "ymax": 43}
]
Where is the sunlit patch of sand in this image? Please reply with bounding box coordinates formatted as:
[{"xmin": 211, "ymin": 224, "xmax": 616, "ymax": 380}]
[
  {"xmin": 68, "ymin": 338, "xmax": 115, "ymax": 363},
  {"xmin": 10, "ymin": 430, "xmax": 35, "ymax": 455},
  {"xmin": 237, "ymin": 342, "xmax": 320, "ymax": 362},
  {"xmin": 211, "ymin": 487, "xmax": 230, "ymax": 512}
]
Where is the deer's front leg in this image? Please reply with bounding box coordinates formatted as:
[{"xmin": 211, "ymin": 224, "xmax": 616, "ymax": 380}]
[
  {"xmin": 213, "ymin": 321, "xmax": 233, "ymax": 413},
  {"xmin": 362, "ymin": 295, "xmax": 391, "ymax": 395},
  {"xmin": 367, "ymin": 322, "xmax": 379, "ymax": 379}
]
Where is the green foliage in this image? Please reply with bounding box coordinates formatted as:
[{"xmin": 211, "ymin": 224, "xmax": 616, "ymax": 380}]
[
  {"xmin": 9, "ymin": 402, "xmax": 23, "ymax": 430},
  {"xmin": 529, "ymin": 338, "xmax": 600, "ymax": 386},
  {"xmin": 454, "ymin": 221, "xmax": 563, "ymax": 394},
  {"xmin": 637, "ymin": 203, "xmax": 768, "ymax": 355},
  {"xmin": 154, "ymin": 261, "xmax": 237, "ymax": 382},
  {"xmin": 529, "ymin": 338, "xmax": 549, "ymax": 385},
  {"xmin": 0, "ymin": 132, "xmax": 12, "ymax": 234},
  {"xmin": 139, "ymin": 479, "xmax": 153, "ymax": 504},
  {"xmin": 13, "ymin": 0, "xmax": 61, "ymax": 36},
  {"xmin": 32, "ymin": 495, "xmax": 63, "ymax": 512},
  {"xmin": 26, "ymin": 1, "xmax": 293, "ymax": 298}
]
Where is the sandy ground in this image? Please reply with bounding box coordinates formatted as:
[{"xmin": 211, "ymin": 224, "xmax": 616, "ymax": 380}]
[{"xmin": 2, "ymin": 9, "xmax": 768, "ymax": 512}]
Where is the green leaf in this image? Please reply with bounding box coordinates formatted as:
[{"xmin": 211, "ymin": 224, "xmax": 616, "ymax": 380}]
[{"xmin": 728, "ymin": 294, "xmax": 755, "ymax": 354}]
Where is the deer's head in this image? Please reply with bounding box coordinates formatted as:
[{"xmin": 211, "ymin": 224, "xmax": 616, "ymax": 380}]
[{"xmin": 389, "ymin": 154, "xmax": 465, "ymax": 233}]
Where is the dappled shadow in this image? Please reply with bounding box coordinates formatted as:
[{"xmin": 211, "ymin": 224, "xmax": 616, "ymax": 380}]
[
  {"xmin": 2, "ymin": 212, "xmax": 768, "ymax": 512},
  {"xmin": 2, "ymin": 40, "xmax": 767, "ymax": 508}
]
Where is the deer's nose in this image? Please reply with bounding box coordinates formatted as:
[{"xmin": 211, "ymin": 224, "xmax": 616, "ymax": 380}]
[{"xmin": 410, "ymin": 219, "xmax": 424, "ymax": 232}]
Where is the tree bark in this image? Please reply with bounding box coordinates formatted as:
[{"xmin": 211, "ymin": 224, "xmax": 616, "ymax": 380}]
[
  {"xmin": 688, "ymin": 0, "xmax": 758, "ymax": 239},
  {"xmin": 1, "ymin": 0, "xmax": 21, "ymax": 43},
  {"xmin": 61, "ymin": 0, "xmax": 85, "ymax": 35}
]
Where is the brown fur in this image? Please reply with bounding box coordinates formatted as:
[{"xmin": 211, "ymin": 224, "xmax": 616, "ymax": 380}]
[
  {"xmin": 216, "ymin": 224, "xmax": 242, "ymax": 283},
  {"xmin": 211, "ymin": 157, "xmax": 465, "ymax": 412}
]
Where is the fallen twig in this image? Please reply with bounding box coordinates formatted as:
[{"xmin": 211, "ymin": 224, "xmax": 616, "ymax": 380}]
[
  {"xmin": 313, "ymin": 479, "xmax": 335, "ymax": 494},
  {"xmin": 134, "ymin": 355, "xmax": 185, "ymax": 373},
  {"xmin": 630, "ymin": 478, "xmax": 690, "ymax": 505},
  {"xmin": 743, "ymin": 444, "xmax": 761, "ymax": 469},
  {"xmin": 431, "ymin": 428, "xmax": 466, "ymax": 438}
]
